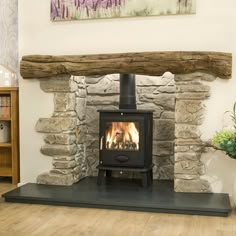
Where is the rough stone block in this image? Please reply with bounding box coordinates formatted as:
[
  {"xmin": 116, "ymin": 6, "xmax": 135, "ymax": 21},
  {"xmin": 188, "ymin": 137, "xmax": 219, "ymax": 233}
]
[
  {"xmin": 53, "ymin": 111, "xmax": 77, "ymax": 117},
  {"xmin": 85, "ymin": 75, "xmax": 104, "ymax": 84},
  {"xmin": 136, "ymin": 74, "xmax": 173, "ymax": 86},
  {"xmin": 84, "ymin": 134, "xmax": 99, "ymax": 148},
  {"xmin": 175, "ymin": 100, "xmax": 205, "ymax": 125},
  {"xmin": 44, "ymin": 134, "xmax": 76, "ymax": 145},
  {"xmin": 136, "ymin": 86, "xmax": 159, "ymax": 95},
  {"xmin": 76, "ymin": 125, "xmax": 88, "ymax": 143},
  {"xmin": 50, "ymin": 168, "xmax": 74, "ymax": 174},
  {"xmin": 53, "ymin": 156, "xmax": 75, "ymax": 161},
  {"xmin": 136, "ymin": 75, "xmax": 161, "ymax": 86},
  {"xmin": 176, "ymin": 92, "xmax": 210, "ymax": 100},
  {"xmin": 86, "ymin": 106, "xmax": 99, "ymax": 134},
  {"xmin": 175, "ymin": 72, "xmax": 216, "ymax": 82},
  {"xmin": 137, "ymin": 103, "xmax": 163, "ymax": 118},
  {"xmin": 176, "ymin": 84, "xmax": 210, "ymax": 93},
  {"xmin": 174, "ymin": 174, "xmax": 199, "ymax": 180},
  {"xmin": 175, "ymin": 124, "xmax": 200, "ymax": 139},
  {"xmin": 153, "ymin": 155, "xmax": 174, "ymax": 180},
  {"xmin": 37, "ymin": 172, "xmax": 74, "ymax": 185},
  {"xmin": 175, "ymin": 152, "xmax": 201, "ymax": 162},
  {"xmin": 86, "ymin": 148, "xmax": 99, "ymax": 175},
  {"xmin": 139, "ymin": 94, "xmax": 175, "ymax": 111},
  {"xmin": 40, "ymin": 75, "xmax": 77, "ymax": 92},
  {"xmin": 54, "ymin": 93, "xmax": 76, "ymax": 112},
  {"xmin": 71, "ymin": 75, "xmax": 85, "ymax": 84},
  {"xmin": 174, "ymin": 160, "xmax": 205, "ymax": 175},
  {"xmin": 76, "ymin": 88, "xmax": 87, "ymax": 98},
  {"xmin": 162, "ymin": 71, "xmax": 175, "ymax": 81},
  {"xmin": 36, "ymin": 118, "xmax": 77, "ymax": 133},
  {"xmin": 153, "ymin": 164, "xmax": 174, "ymax": 180},
  {"xmin": 153, "ymin": 119, "xmax": 175, "ymax": 141},
  {"xmin": 161, "ymin": 111, "xmax": 175, "ymax": 119},
  {"xmin": 73, "ymin": 165, "xmax": 83, "ymax": 175},
  {"xmin": 156, "ymin": 86, "xmax": 176, "ymax": 93},
  {"xmin": 76, "ymin": 97, "xmax": 86, "ymax": 120},
  {"xmin": 153, "ymin": 141, "xmax": 174, "ymax": 156},
  {"xmin": 153, "ymin": 94, "xmax": 175, "ymax": 110},
  {"xmin": 76, "ymin": 125, "xmax": 87, "ymax": 143},
  {"xmin": 86, "ymin": 95, "xmax": 119, "ymax": 105},
  {"xmin": 174, "ymin": 178, "xmax": 210, "ymax": 192},
  {"xmin": 175, "ymin": 138, "xmax": 203, "ymax": 146},
  {"xmin": 73, "ymin": 173, "xmax": 86, "ymax": 183},
  {"xmin": 40, "ymin": 144, "xmax": 77, "ymax": 156},
  {"xmin": 52, "ymin": 160, "xmax": 76, "ymax": 169},
  {"xmin": 175, "ymin": 145, "xmax": 204, "ymax": 153},
  {"xmin": 87, "ymin": 76, "xmax": 119, "ymax": 95},
  {"xmin": 86, "ymin": 105, "xmax": 116, "ymax": 134}
]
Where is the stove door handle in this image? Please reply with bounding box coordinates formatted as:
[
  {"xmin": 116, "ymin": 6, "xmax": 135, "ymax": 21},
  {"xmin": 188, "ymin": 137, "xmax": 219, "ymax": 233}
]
[{"xmin": 100, "ymin": 136, "xmax": 104, "ymax": 150}]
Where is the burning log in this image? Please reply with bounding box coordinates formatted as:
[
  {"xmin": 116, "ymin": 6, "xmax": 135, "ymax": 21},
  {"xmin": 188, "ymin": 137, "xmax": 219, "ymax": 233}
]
[
  {"xmin": 106, "ymin": 121, "xmax": 139, "ymax": 150},
  {"xmin": 107, "ymin": 141, "xmax": 138, "ymax": 151}
]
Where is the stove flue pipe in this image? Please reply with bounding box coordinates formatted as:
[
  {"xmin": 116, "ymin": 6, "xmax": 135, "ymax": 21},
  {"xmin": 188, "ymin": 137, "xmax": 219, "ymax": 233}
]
[{"xmin": 119, "ymin": 74, "xmax": 136, "ymax": 110}]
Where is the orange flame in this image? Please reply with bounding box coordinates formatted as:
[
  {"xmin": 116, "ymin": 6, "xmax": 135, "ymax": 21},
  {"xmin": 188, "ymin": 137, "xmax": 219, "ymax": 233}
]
[{"xmin": 106, "ymin": 122, "xmax": 139, "ymax": 150}]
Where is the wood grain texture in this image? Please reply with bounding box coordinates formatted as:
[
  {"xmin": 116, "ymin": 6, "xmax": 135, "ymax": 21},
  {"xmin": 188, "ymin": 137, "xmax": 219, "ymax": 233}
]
[
  {"xmin": 0, "ymin": 87, "xmax": 19, "ymax": 184},
  {"xmin": 20, "ymin": 51, "xmax": 232, "ymax": 79},
  {"xmin": 0, "ymin": 183, "xmax": 236, "ymax": 236}
]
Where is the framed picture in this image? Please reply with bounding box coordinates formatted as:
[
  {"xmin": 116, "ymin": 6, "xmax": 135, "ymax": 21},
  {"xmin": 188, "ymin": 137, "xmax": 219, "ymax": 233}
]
[{"xmin": 51, "ymin": 0, "xmax": 196, "ymax": 21}]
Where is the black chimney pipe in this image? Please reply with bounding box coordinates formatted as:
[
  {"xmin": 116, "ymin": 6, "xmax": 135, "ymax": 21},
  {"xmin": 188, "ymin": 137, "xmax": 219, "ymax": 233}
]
[{"xmin": 119, "ymin": 74, "xmax": 136, "ymax": 110}]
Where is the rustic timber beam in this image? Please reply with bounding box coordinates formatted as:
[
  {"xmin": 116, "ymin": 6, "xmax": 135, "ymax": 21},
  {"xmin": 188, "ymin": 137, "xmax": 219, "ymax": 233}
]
[{"xmin": 20, "ymin": 51, "xmax": 232, "ymax": 79}]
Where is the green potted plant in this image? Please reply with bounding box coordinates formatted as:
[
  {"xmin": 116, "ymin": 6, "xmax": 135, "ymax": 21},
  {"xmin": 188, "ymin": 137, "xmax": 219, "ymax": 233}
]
[{"xmin": 212, "ymin": 102, "xmax": 236, "ymax": 159}]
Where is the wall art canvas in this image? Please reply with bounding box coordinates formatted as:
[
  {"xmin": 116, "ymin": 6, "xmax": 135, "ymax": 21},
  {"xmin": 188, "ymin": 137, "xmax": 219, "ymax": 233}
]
[{"xmin": 51, "ymin": 0, "xmax": 196, "ymax": 21}]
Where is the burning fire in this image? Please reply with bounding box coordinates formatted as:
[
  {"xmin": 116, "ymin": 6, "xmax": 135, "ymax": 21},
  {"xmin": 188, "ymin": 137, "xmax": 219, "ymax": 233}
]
[{"xmin": 106, "ymin": 122, "xmax": 139, "ymax": 150}]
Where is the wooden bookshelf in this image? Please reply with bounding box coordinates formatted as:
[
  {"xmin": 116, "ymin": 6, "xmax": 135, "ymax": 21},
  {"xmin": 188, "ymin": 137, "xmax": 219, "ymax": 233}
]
[
  {"xmin": 0, "ymin": 143, "xmax": 12, "ymax": 147},
  {"xmin": 0, "ymin": 87, "xmax": 19, "ymax": 184},
  {"xmin": 0, "ymin": 118, "xmax": 11, "ymax": 121}
]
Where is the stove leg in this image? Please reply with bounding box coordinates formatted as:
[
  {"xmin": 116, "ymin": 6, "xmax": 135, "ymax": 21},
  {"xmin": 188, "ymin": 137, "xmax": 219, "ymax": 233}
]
[
  {"xmin": 142, "ymin": 170, "xmax": 153, "ymax": 187},
  {"xmin": 141, "ymin": 172, "xmax": 149, "ymax": 188},
  {"xmin": 149, "ymin": 169, "xmax": 153, "ymax": 183},
  {"xmin": 106, "ymin": 170, "xmax": 112, "ymax": 177},
  {"xmin": 97, "ymin": 170, "xmax": 105, "ymax": 185}
]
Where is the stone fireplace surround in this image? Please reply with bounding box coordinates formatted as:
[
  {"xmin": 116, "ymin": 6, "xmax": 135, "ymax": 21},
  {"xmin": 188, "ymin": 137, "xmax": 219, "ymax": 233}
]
[{"xmin": 20, "ymin": 51, "xmax": 232, "ymax": 192}]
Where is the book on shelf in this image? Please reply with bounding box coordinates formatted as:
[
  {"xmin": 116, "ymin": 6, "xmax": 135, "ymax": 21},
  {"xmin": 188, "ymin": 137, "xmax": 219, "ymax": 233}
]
[
  {"xmin": 0, "ymin": 96, "xmax": 11, "ymax": 106},
  {"xmin": 0, "ymin": 106, "xmax": 10, "ymax": 118},
  {"xmin": 0, "ymin": 96, "xmax": 11, "ymax": 118}
]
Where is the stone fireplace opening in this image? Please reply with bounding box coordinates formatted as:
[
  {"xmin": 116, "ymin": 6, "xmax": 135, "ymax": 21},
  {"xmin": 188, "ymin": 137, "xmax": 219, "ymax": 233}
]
[
  {"xmin": 21, "ymin": 51, "xmax": 232, "ymax": 192},
  {"xmin": 36, "ymin": 72, "xmax": 175, "ymax": 185}
]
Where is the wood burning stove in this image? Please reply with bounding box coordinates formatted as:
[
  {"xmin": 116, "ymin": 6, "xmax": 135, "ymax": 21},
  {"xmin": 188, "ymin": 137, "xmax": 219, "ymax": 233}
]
[{"xmin": 97, "ymin": 74, "xmax": 153, "ymax": 187}]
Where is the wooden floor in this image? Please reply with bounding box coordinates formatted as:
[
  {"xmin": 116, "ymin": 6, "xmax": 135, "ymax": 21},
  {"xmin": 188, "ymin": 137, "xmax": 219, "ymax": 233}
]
[{"xmin": 1, "ymin": 182, "xmax": 236, "ymax": 236}]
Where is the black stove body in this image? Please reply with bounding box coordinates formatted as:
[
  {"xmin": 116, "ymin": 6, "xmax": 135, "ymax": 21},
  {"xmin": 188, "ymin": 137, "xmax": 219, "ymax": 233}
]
[{"xmin": 97, "ymin": 74, "xmax": 153, "ymax": 187}]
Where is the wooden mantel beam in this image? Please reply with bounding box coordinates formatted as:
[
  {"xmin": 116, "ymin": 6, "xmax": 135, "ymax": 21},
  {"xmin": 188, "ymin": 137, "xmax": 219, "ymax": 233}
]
[{"xmin": 20, "ymin": 51, "xmax": 232, "ymax": 79}]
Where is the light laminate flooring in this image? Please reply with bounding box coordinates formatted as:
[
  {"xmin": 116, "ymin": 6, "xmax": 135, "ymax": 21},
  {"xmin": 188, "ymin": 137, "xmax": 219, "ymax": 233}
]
[{"xmin": 0, "ymin": 182, "xmax": 236, "ymax": 236}]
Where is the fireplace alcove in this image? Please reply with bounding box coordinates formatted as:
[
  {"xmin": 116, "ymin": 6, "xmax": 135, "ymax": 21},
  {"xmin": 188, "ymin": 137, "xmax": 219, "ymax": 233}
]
[{"xmin": 3, "ymin": 51, "xmax": 233, "ymax": 216}]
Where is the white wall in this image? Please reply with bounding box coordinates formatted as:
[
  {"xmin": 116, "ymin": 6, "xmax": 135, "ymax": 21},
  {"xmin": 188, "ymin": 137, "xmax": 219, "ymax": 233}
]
[{"xmin": 19, "ymin": 0, "xmax": 236, "ymax": 193}]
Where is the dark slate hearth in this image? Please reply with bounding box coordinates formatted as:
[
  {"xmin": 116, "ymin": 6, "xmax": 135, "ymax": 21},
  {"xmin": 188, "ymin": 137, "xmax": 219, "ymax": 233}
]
[{"xmin": 2, "ymin": 177, "xmax": 231, "ymax": 217}]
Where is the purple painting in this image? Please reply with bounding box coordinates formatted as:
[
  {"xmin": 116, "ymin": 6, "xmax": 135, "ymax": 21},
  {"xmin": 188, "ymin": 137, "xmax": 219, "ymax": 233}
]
[{"xmin": 51, "ymin": 0, "xmax": 196, "ymax": 21}]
